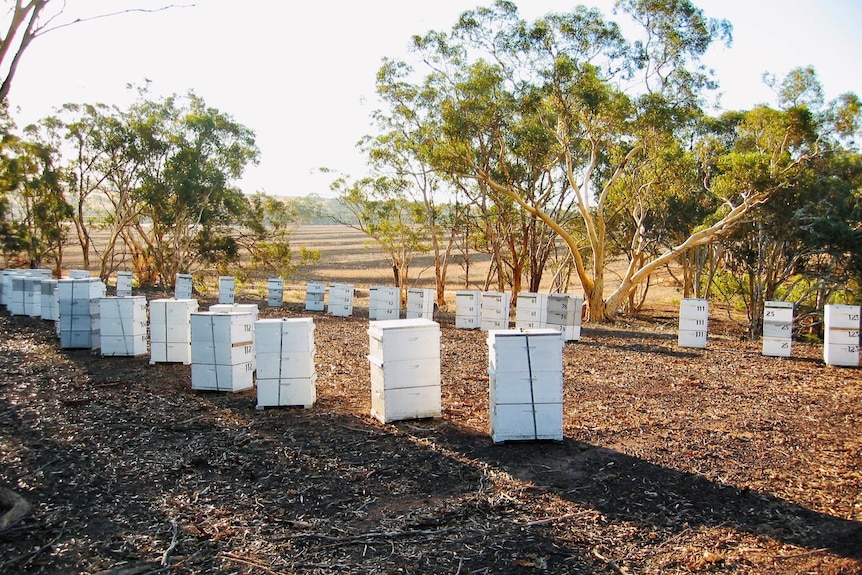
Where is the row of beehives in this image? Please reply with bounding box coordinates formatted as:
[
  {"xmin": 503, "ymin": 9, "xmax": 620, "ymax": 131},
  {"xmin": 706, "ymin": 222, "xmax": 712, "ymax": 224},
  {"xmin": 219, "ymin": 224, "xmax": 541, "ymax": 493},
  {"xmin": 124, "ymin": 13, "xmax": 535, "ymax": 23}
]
[
  {"xmin": 0, "ymin": 269, "xmax": 563, "ymax": 441},
  {"xmin": 2, "ymin": 269, "xmax": 859, "ymax": 368},
  {"xmin": 674, "ymin": 298, "xmax": 860, "ymax": 367}
]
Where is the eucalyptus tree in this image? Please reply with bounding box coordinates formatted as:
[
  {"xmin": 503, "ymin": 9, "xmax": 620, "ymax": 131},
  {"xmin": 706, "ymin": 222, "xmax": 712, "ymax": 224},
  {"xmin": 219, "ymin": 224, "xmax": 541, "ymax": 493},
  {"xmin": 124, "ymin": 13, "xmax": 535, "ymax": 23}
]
[
  {"xmin": 368, "ymin": 59, "xmax": 459, "ymax": 307},
  {"xmin": 400, "ymin": 4, "xmax": 578, "ymax": 298},
  {"xmin": 399, "ymin": 0, "xmax": 741, "ymax": 321},
  {"xmin": 0, "ymin": 123, "xmax": 71, "ymax": 272},
  {"xmin": 121, "ymin": 91, "xmax": 259, "ymax": 286},
  {"xmin": 333, "ymin": 174, "xmax": 430, "ymax": 298},
  {"xmin": 705, "ymin": 69, "xmax": 862, "ymax": 335}
]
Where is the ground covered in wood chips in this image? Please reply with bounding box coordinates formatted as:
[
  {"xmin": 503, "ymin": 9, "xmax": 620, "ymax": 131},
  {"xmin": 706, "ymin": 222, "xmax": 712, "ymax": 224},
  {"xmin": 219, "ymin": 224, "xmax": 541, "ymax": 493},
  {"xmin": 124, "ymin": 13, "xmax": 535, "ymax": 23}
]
[{"xmin": 1, "ymin": 299, "xmax": 860, "ymax": 575}]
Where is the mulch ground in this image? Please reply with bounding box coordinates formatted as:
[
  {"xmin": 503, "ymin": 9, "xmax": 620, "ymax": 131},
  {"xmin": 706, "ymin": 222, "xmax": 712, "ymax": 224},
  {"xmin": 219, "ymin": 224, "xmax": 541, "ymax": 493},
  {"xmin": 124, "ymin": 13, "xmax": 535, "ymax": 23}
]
[{"xmin": 1, "ymin": 298, "xmax": 860, "ymax": 575}]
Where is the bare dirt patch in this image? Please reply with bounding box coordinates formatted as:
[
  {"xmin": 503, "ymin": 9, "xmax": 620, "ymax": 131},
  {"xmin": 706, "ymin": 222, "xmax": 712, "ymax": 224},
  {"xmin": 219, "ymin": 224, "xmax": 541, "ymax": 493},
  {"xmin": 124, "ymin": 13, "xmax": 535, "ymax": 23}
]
[{"xmin": 1, "ymin": 295, "xmax": 860, "ymax": 574}]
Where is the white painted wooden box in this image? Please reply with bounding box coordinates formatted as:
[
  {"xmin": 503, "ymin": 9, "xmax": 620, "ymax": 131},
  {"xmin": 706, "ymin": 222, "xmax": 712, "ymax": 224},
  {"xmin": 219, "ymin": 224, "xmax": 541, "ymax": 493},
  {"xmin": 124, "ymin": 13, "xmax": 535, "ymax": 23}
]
[
  {"xmin": 762, "ymin": 301, "xmax": 794, "ymax": 357},
  {"xmin": 367, "ymin": 318, "xmax": 441, "ymax": 423},
  {"xmin": 515, "ymin": 292, "xmax": 548, "ymax": 329},
  {"xmin": 824, "ymin": 304, "xmax": 860, "ymax": 366},
  {"xmin": 115, "ymin": 271, "xmax": 133, "ymax": 297},
  {"xmin": 267, "ymin": 278, "xmax": 284, "ymax": 307},
  {"xmin": 406, "ymin": 288, "xmax": 434, "ymax": 320},
  {"xmin": 305, "ymin": 281, "xmax": 326, "ymax": 311},
  {"xmin": 487, "ymin": 329, "xmax": 564, "ymax": 443},
  {"xmin": 174, "ymin": 273, "xmax": 193, "ymax": 300},
  {"xmin": 328, "ymin": 283, "xmax": 354, "ymax": 317},
  {"xmin": 455, "ymin": 290, "xmax": 482, "ymax": 330},
  {"xmin": 369, "ymin": 286, "xmax": 400, "ymax": 320},
  {"xmin": 678, "ymin": 298, "xmax": 709, "ymax": 349}
]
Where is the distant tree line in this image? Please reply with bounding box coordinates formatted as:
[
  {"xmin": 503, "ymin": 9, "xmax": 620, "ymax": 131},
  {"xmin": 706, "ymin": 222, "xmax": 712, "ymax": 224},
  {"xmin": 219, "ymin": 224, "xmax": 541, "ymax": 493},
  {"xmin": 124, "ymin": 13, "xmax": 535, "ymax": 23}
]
[
  {"xmin": 0, "ymin": 90, "xmax": 319, "ymax": 284},
  {"xmin": 328, "ymin": 0, "xmax": 861, "ymax": 334}
]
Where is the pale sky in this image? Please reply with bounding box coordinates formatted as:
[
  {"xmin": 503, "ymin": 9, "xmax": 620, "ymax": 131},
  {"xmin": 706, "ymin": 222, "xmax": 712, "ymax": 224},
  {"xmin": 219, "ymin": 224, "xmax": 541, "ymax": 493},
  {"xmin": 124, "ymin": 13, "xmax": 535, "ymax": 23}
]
[{"xmin": 7, "ymin": 0, "xmax": 862, "ymax": 198}]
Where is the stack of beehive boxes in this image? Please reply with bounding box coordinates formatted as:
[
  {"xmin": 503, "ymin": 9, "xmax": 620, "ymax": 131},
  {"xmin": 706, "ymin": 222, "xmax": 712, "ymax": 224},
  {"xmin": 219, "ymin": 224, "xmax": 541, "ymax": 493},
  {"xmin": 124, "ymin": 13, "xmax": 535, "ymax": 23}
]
[
  {"xmin": 367, "ymin": 318, "xmax": 441, "ymax": 423},
  {"xmin": 328, "ymin": 283, "xmax": 354, "ymax": 317},
  {"xmin": 6, "ymin": 270, "xmax": 50, "ymax": 316},
  {"xmin": 190, "ymin": 310, "xmax": 255, "ymax": 391},
  {"xmin": 218, "ymin": 276, "xmax": 235, "ymax": 304},
  {"xmin": 256, "ymin": 318, "xmax": 316, "ymax": 409},
  {"xmin": 57, "ymin": 277, "xmax": 106, "ymax": 349},
  {"xmin": 210, "ymin": 304, "xmax": 259, "ymax": 369},
  {"xmin": 545, "ymin": 294, "xmax": 584, "ymax": 341},
  {"xmin": 369, "ymin": 286, "xmax": 400, "ymax": 320},
  {"xmin": 175, "ymin": 273, "xmax": 193, "ymax": 299},
  {"xmin": 267, "ymin": 278, "xmax": 284, "ymax": 307},
  {"xmin": 115, "ymin": 271, "xmax": 133, "ymax": 297},
  {"xmin": 678, "ymin": 298, "xmax": 709, "ymax": 348},
  {"xmin": 515, "ymin": 292, "xmax": 548, "ymax": 330},
  {"xmin": 149, "ymin": 298, "xmax": 199, "ymax": 364},
  {"xmin": 480, "ymin": 291, "xmax": 511, "ymax": 332},
  {"xmin": 100, "ymin": 296, "xmax": 148, "ymax": 356},
  {"xmin": 406, "ymin": 288, "xmax": 434, "ymax": 320},
  {"xmin": 487, "ymin": 329, "xmax": 564, "ymax": 443},
  {"xmin": 762, "ymin": 301, "xmax": 794, "ymax": 357},
  {"xmin": 23, "ymin": 277, "xmax": 43, "ymax": 317},
  {"xmin": 824, "ymin": 304, "xmax": 860, "ymax": 367},
  {"xmin": 305, "ymin": 281, "xmax": 326, "ymax": 311},
  {"xmin": 40, "ymin": 279, "xmax": 58, "ymax": 323},
  {"xmin": 455, "ymin": 290, "xmax": 482, "ymax": 329}
]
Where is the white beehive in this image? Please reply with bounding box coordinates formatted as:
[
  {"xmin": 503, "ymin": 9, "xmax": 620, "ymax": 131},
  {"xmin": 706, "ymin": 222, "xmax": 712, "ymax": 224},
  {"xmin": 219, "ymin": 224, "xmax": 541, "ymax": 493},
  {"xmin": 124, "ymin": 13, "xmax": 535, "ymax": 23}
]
[
  {"xmin": 67, "ymin": 269, "xmax": 91, "ymax": 279},
  {"xmin": 515, "ymin": 292, "xmax": 549, "ymax": 329},
  {"xmin": 115, "ymin": 271, "xmax": 133, "ymax": 297},
  {"xmin": 305, "ymin": 281, "xmax": 326, "ymax": 311},
  {"xmin": 40, "ymin": 279, "xmax": 58, "ymax": 322},
  {"xmin": 8, "ymin": 276, "xmax": 26, "ymax": 316},
  {"xmin": 480, "ymin": 291, "xmax": 511, "ymax": 332},
  {"xmin": 267, "ymin": 278, "xmax": 284, "ymax": 307},
  {"xmin": 190, "ymin": 311, "xmax": 255, "ymax": 392},
  {"xmin": 369, "ymin": 286, "xmax": 400, "ymax": 320},
  {"xmin": 545, "ymin": 294, "xmax": 584, "ymax": 341},
  {"xmin": 149, "ymin": 298, "xmax": 199, "ymax": 364},
  {"xmin": 455, "ymin": 290, "xmax": 482, "ymax": 329},
  {"xmin": 255, "ymin": 318, "xmax": 316, "ymax": 409},
  {"xmin": 762, "ymin": 301, "xmax": 794, "ymax": 357},
  {"xmin": 99, "ymin": 296, "xmax": 148, "ymax": 356},
  {"xmin": 57, "ymin": 278, "xmax": 107, "ymax": 349},
  {"xmin": 328, "ymin": 283, "xmax": 354, "ymax": 317},
  {"xmin": 174, "ymin": 273, "xmax": 193, "ymax": 300},
  {"xmin": 218, "ymin": 276, "xmax": 235, "ymax": 304},
  {"xmin": 487, "ymin": 329, "xmax": 564, "ymax": 443},
  {"xmin": 367, "ymin": 318, "xmax": 441, "ymax": 423},
  {"xmin": 824, "ymin": 304, "xmax": 860, "ymax": 367},
  {"xmin": 23, "ymin": 278, "xmax": 43, "ymax": 317},
  {"xmin": 406, "ymin": 288, "xmax": 434, "ymax": 320},
  {"xmin": 678, "ymin": 298, "xmax": 709, "ymax": 348}
]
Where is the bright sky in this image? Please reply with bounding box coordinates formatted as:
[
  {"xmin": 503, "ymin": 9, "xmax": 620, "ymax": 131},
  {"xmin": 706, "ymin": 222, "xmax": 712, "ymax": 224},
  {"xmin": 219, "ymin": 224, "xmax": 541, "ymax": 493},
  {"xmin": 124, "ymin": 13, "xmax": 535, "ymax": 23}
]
[{"xmin": 7, "ymin": 0, "xmax": 862, "ymax": 198}]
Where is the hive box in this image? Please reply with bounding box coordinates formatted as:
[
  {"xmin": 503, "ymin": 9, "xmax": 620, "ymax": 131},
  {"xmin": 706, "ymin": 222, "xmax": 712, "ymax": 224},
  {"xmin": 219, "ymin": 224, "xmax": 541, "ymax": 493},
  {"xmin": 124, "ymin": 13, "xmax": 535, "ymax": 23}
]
[
  {"xmin": 115, "ymin": 271, "xmax": 133, "ymax": 297},
  {"xmin": 487, "ymin": 329, "xmax": 564, "ymax": 443},
  {"xmin": 305, "ymin": 281, "xmax": 326, "ymax": 311},
  {"xmin": 678, "ymin": 298, "xmax": 709, "ymax": 349},
  {"xmin": 267, "ymin": 278, "xmax": 284, "ymax": 307},
  {"xmin": 150, "ymin": 298, "xmax": 199, "ymax": 364},
  {"xmin": 514, "ymin": 292, "xmax": 548, "ymax": 329},
  {"xmin": 762, "ymin": 301, "xmax": 794, "ymax": 358},
  {"xmin": 368, "ymin": 318, "xmax": 441, "ymax": 423},
  {"xmin": 174, "ymin": 273, "xmax": 193, "ymax": 300},
  {"xmin": 369, "ymin": 286, "xmax": 400, "ymax": 320},
  {"xmin": 824, "ymin": 304, "xmax": 860, "ymax": 367},
  {"xmin": 255, "ymin": 318, "xmax": 317, "ymax": 408},
  {"xmin": 455, "ymin": 290, "xmax": 482, "ymax": 330},
  {"xmin": 406, "ymin": 288, "xmax": 434, "ymax": 320}
]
